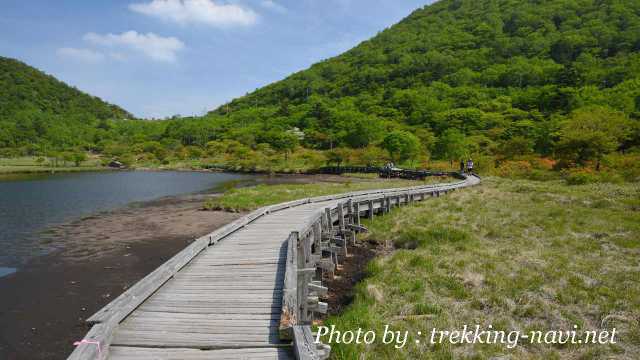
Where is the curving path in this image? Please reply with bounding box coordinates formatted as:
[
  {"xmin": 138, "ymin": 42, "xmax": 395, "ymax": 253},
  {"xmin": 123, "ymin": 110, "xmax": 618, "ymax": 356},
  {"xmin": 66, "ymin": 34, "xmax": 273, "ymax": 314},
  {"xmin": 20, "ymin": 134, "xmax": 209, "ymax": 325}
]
[{"xmin": 69, "ymin": 174, "xmax": 480, "ymax": 360}]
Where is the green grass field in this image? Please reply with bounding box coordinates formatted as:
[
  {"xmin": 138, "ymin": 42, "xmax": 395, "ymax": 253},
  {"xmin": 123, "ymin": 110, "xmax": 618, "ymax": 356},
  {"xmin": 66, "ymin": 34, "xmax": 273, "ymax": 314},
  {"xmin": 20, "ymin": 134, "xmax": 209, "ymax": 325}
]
[
  {"xmin": 324, "ymin": 177, "xmax": 640, "ymax": 359},
  {"xmin": 0, "ymin": 156, "xmax": 105, "ymax": 174},
  {"xmin": 203, "ymin": 176, "xmax": 450, "ymax": 212}
]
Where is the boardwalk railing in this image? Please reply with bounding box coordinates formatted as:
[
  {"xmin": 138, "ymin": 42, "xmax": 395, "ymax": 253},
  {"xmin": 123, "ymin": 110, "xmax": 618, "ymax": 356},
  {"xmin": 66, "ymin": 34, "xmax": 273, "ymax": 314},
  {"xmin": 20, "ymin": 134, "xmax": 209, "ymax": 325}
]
[
  {"xmin": 315, "ymin": 166, "xmax": 456, "ymax": 180},
  {"xmin": 277, "ymin": 175, "xmax": 478, "ymax": 359},
  {"xmin": 69, "ymin": 174, "xmax": 479, "ymax": 360}
]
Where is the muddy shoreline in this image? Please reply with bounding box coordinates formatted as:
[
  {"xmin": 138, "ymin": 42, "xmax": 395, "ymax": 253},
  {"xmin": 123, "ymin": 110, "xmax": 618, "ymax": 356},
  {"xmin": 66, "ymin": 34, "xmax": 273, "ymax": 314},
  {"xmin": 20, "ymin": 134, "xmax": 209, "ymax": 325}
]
[
  {"xmin": 0, "ymin": 196, "xmax": 242, "ymax": 359},
  {"xmin": 0, "ymin": 173, "xmax": 359, "ymax": 360}
]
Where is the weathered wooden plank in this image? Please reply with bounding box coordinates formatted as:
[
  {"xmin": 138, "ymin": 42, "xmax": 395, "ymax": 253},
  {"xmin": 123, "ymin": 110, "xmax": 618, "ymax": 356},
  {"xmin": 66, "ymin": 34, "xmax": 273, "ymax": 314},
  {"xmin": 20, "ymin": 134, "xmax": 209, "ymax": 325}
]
[
  {"xmin": 166, "ymin": 282, "xmax": 281, "ymax": 288},
  {"xmin": 150, "ymin": 291, "xmax": 283, "ymax": 299},
  {"xmin": 179, "ymin": 265, "xmax": 284, "ymax": 272},
  {"xmin": 188, "ymin": 259, "xmax": 283, "ymax": 265},
  {"xmin": 337, "ymin": 203, "xmax": 345, "ymax": 231},
  {"xmin": 123, "ymin": 315, "xmax": 278, "ymax": 325},
  {"xmin": 162, "ymin": 284, "xmax": 283, "ymax": 291},
  {"xmin": 171, "ymin": 276, "xmax": 282, "ymax": 282},
  {"xmin": 108, "ymin": 346, "xmax": 293, "ymax": 360},
  {"xmin": 131, "ymin": 310, "xmax": 280, "ymax": 320},
  {"xmin": 123, "ymin": 318, "xmax": 278, "ymax": 327},
  {"xmin": 185, "ymin": 257, "xmax": 284, "ymax": 265},
  {"xmin": 184, "ymin": 266, "xmax": 282, "ymax": 272},
  {"xmin": 175, "ymin": 268, "xmax": 281, "ymax": 274},
  {"xmin": 174, "ymin": 272, "xmax": 283, "ymax": 278},
  {"xmin": 191, "ymin": 260, "xmax": 284, "ymax": 266},
  {"xmin": 112, "ymin": 330, "xmax": 286, "ymax": 348},
  {"xmin": 353, "ymin": 202, "xmax": 360, "ymax": 226},
  {"xmin": 293, "ymin": 326, "xmax": 327, "ymax": 360},
  {"xmin": 324, "ymin": 208, "xmax": 332, "ymax": 230},
  {"xmin": 152, "ymin": 286, "xmax": 283, "ymax": 293},
  {"xmin": 138, "ymin": 305, "xmax": 281, "ymax": 315},
  {"xmin": 147, "ymin": 295, "xmax": 283, "ymax": 303},
  {"xmin": 209, "ymin": 241, "xmax": 287, "ymax": 246},
  {"xmin": 170, "ymin": 272, "xmax": 283, "ymax": 282},
  {"xmin": 169, "ymin": 278, "xmax": 281, "ymax": 284},
  {"xmin": 68, "ymin": 322, "xmax": 115, "ymax": 360},
  {"xmin": 158, "ymin": 284, "xmax": 283, "ymax": 291},
  {"xmin": 141, "ymin": 299, "xmax": 282, "ymax": 308},
  {"xmin": 119, "ymin": 324, "xmax": 277, "ymax": 335}
]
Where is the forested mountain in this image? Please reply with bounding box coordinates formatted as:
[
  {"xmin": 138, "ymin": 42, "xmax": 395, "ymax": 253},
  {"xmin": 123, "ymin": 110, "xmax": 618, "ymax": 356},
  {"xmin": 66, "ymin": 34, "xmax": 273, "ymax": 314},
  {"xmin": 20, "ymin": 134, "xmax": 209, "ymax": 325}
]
[
  {"xmin": 0, "ymin": 57, "xmax": 132, "ymax": 152},
  {"xmin": 193, "ymin": 0, "xmax": 639, "ymax": 163},
  {"xmin": 161, "ymin": 0, "xmax": 640, "ymax": 169},
  {"xmin": 2, "ymin": 0, "xmax": 640, "ymax": 177}
]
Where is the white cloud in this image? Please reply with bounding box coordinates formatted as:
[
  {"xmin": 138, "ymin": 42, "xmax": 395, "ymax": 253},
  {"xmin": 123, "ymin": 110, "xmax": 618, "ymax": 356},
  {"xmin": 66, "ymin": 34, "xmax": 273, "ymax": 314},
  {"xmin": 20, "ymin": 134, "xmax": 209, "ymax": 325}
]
[
  {"xmin": 84, "ymin": 31, "xmax": 184, "ymax": 62},
  {"xmin": 129, "ymin": 0, "xmax": 258, "ymax": 27},
  {"xmin": 57, "ymin": 47, "xmax": 105, "ymax": 63},
  {"xmin": 260, "ymin": 0, "xmax": 286, "ymax": 13}
]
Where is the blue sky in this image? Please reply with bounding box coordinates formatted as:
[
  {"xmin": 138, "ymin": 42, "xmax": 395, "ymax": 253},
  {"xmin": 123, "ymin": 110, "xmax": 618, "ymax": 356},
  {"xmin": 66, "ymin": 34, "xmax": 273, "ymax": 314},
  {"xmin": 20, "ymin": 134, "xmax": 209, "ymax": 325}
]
[{"xmin": 0, "ymin": 0, "xmax": 432, "ymax": 118}]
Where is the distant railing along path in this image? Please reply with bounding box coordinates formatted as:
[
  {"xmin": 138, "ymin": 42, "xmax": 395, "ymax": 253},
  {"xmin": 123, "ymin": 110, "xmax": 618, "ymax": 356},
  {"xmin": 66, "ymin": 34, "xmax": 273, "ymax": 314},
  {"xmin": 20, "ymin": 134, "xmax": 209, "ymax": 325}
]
[
  {"xmin": 314, "ymin": 165, "xmax": 455, "ymax": 180},
  {"xmin": 69, "ymin": 172, "xmax": 480, "ymax": 360}
]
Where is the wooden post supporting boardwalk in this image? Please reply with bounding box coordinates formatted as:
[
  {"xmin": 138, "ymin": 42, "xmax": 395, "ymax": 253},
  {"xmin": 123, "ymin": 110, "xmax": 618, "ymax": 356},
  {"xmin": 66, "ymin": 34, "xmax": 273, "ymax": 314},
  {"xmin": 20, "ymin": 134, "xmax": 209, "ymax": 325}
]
[{"xmin": 68, "ymin": 174, "xmax": 480, "ymax": 360}]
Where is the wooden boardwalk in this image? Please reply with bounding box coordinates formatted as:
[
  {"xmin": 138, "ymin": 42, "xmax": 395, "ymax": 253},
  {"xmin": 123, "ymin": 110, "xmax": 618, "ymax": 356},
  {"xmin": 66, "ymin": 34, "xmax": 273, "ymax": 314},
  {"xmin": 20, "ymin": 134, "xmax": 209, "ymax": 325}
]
[{"xmin": 69, "ymin": 174, "xmax": 480, "ymax": 360}]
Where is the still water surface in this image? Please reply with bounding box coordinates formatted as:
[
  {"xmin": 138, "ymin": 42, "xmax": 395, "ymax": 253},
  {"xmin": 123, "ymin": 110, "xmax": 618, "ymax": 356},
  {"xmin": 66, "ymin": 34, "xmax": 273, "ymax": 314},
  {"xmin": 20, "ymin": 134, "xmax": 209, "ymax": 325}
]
[{"xmin": 0, "ymin": 171, "xmax": 252, "ymax": 270}]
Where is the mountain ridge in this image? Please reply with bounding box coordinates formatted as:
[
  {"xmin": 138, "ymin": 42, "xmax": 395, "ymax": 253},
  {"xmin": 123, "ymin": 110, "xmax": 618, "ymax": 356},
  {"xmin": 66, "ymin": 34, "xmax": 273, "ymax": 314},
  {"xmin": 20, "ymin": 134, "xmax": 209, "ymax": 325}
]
[
  {"xmin": 203, "ymin": 0, "xmax": 639, "ymax": 155},
  {"xmin": 0, "ymin": 56, "xmax": 132, "ymax": 151}
]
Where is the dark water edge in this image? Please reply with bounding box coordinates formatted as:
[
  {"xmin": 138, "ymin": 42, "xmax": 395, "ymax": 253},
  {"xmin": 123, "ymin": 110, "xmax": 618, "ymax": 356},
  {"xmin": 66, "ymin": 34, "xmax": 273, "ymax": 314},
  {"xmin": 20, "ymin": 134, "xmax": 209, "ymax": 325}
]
[
  {"xmin": 0, "ymin": 170, "xmax": 254, "ymax": 270},
  {"xmin": 0, "ymin": 267, "xmax": 16, "ymax": 277}
]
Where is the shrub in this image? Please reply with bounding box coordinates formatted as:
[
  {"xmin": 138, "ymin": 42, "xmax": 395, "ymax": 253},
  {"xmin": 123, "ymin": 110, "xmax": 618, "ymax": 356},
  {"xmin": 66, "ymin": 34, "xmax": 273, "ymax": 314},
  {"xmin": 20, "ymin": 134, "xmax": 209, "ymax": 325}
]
[
  {"xmin": 530, "ymin": 157, "xmax": 556, "ymax": 170},
  {"xmin": 602, "ymin": 153, "xmax": 640, "ymax": 182},
  {"xmin": 564, "ymin": 168, "xmax": 599, "ymax": 185},
  {"xmin": 527, "ymin": 169, "xmax": 560, "ymax": 181},
  {"xmin": 0, "ymin": 148, "xmax": 20, "ymax": 157},
  {"xmin": 563, "ymin": 167, "xmax": 626, "ymax": 185},
  {"xmin": 186, "ymin": 146, "xmax": 203, "ymax": 159},
  {"xmin": 495, "ymin": 160, "xmax": 533, "ymax": 178}
]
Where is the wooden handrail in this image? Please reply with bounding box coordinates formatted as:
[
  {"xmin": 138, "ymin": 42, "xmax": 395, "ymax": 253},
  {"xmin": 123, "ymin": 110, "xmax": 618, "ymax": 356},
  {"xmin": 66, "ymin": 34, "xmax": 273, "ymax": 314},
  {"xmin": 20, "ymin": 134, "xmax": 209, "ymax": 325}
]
[
  {"xmin": 280, "ymin": 232, "xmax": 299, "ymax": 340},
  {"xmin": 278, "ymin": 174, "xmax": 480, "ymax": 359}
]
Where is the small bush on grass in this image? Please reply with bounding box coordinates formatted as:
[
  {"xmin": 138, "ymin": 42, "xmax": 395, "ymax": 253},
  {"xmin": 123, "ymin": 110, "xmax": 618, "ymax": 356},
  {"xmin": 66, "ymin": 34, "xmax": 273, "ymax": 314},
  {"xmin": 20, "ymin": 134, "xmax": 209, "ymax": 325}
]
[{"xmin": 564, "ymin": 169, "xmax": 600, "ymax": 185}]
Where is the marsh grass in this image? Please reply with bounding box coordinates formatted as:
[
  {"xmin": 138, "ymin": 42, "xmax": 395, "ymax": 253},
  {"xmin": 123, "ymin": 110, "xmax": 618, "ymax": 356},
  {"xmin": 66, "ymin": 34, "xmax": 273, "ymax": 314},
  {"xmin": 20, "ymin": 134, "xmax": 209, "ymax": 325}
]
[
  {"xmin": 203, "ymin": 177, "xmax": 449, "ymax": 212},
  {"xmin": 0, "ymin": 156, "xmax": 104, "ymax": 174},
  {"xmin": 324, "ymin": 177, "xmax": 640, "ymax": 359}
]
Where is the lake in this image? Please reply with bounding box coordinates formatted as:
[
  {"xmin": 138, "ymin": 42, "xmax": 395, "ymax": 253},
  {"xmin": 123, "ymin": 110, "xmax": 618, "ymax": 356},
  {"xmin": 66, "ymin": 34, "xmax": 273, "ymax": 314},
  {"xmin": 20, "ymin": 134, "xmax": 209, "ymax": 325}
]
[{"xmin": 0, "ymin": 170, "xmax": 253, "ymax": 271}]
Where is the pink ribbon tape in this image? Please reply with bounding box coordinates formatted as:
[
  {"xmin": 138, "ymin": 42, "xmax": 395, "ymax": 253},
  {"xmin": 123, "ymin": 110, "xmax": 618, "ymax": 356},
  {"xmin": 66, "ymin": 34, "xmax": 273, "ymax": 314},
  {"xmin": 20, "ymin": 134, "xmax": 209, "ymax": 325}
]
[{"xmin": 73, "ymin": 339, "xmax": 102, "ymax": 359}]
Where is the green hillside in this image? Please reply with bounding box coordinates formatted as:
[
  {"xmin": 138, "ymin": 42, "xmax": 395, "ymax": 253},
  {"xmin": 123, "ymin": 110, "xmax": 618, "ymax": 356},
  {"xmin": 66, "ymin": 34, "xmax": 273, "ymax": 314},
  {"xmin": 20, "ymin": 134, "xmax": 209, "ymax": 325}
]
[
  {"xmin": 0, "ymin": 57, "xmax": 132, "ymax": 153},
  {"xmin": 206, "ymin": 0, "xmax": 639, "ymax": 152}
]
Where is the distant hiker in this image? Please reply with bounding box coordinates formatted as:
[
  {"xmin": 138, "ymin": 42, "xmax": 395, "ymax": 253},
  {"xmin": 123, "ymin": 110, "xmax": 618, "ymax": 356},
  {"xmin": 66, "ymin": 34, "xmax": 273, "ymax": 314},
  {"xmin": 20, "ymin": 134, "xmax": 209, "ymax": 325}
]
[
  {"xmin": 460, "ymin": 160, "xmax": 465, "ymax": 173},
  {"xmin": 382, "ymin": 162, "xmax": 391, "ymax": 179},
  {"xmin": 466, "ymin": 158, "xmax": 474, "ymax": 173}
]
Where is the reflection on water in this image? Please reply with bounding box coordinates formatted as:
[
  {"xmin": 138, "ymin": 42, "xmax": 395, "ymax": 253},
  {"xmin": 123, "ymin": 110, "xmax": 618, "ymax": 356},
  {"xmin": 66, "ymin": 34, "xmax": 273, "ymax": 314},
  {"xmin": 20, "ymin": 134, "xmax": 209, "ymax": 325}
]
[{"xmin": 0, "ymin": 171, "xmax": 253, "ymax": 268}]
